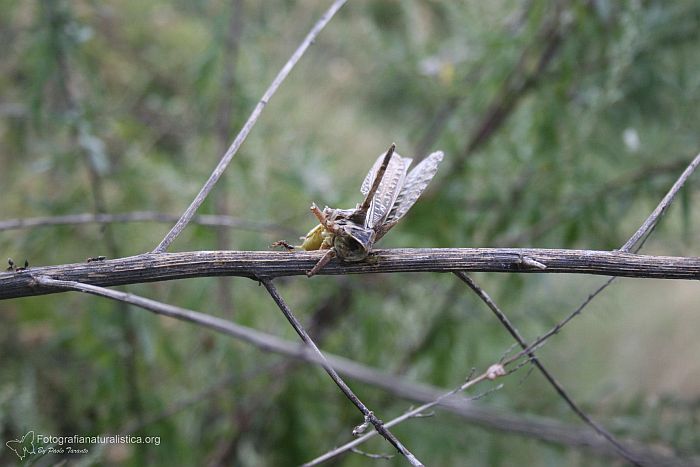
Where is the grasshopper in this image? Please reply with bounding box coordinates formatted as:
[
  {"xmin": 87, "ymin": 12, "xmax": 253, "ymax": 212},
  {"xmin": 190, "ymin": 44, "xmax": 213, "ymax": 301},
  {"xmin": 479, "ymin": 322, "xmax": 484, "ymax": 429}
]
[{"xmin": 275, "ymin": 143, "xmax": 444, "ymax": 276}]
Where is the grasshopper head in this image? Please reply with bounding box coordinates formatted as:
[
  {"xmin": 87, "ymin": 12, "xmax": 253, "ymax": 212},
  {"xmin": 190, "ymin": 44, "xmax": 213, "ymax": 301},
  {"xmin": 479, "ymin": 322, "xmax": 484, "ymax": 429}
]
[{"xmin": 333, "ymin": 223, "xmax": 374, "ymax": 262}]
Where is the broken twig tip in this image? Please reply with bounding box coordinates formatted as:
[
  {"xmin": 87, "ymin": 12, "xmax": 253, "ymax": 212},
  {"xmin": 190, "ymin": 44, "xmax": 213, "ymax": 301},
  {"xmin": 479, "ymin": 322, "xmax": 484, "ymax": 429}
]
[{"xmin": 518, "ymin": 255, "xmax": 547, "ymax": 270}]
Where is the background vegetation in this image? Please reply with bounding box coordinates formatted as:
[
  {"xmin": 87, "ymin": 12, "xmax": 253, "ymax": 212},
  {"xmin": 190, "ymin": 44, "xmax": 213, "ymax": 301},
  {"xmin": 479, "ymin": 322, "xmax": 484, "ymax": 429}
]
[{"xmin": 1, "ymin": 0, "xmax": 699, "ymax": 465}]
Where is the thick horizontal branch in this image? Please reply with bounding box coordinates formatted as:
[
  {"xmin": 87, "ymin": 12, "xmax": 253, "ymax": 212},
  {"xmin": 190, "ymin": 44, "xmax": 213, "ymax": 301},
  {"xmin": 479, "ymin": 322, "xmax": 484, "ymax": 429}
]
[{"xmin": 2, "ymin": 248, "xmax": 699, "ymax": 300}]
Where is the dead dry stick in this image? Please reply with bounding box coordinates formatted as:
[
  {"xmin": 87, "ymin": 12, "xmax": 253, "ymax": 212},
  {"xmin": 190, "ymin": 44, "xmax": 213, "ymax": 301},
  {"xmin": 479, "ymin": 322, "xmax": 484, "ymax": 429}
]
[
  {"xmin": 621, "ymin": 152, "xmax": 700, "ymax": 253},
  {"xmin": 505, "ymin": 150, "xmax": 700, "ymax": 364},
  {"xmin": 303, "ymin": 366, "xmax": 504, "ymax": 466},
  {"xmin": 30, "ymin": 276, "xmax": 685, "ymax": 465},
  {"xmin": 260, "ymin": 279, "xmax": 424, "ymax": 466},
  {"xmin": 445, "ymin": 152, "xmax": 700, "ymax": 467},
  {"xmin": 454, "ymin": 272, "xmax": 644, "ymax": 466},
  {"xmin": 6, "ymin": 248, "xmax": 700, "ymax": 300},
  {"xmin": 152, "ymin": 0, "xmax": 348, "ymax": 253}
]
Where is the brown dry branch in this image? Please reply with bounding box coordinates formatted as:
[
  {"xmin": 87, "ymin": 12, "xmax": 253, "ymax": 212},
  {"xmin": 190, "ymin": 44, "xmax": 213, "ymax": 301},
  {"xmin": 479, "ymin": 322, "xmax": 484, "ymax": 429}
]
[
  {"xmin": 303, "ymin": 366, "xmax": 507, "ymax": 466},
  {"xmin": 621, "ymin": 152, "xmax": 700, "ymax": 252},
  {"xmin": 211, "ymin": 0, "xmax": 245, "ymax": 327},
  {"xmin": 29, "ymin": 277, "xmax": 688, "ymax": 466},
  {"xmin": 49, "ymin": 1, "xmax": 146, "ymax": 425},
  {"xmin": 2, "ymin": 248, "xmax": 699, "ymax": 300},
  {"xmin": 32, "ymin": 275, "xmax": 423, "ymax": 465},
  {"xmin": 306, "ymin": 345, "xmax": 693, "ymax": 467},
  {"xmin": 500, "ymin": 151, "xmax": 700, "ymax": 369},
  {"xmin": 446, "ymin": 152, "xmax": 700, "ymax": 465},
  {"xmin": 262, "ymin": 279, "xmax": 423, "ymax": 466},
  {"xmin": 455, "ymin": 273, "xmax": 642, "ymax": 466},
  {"xmin": 305, "ymin": 150, "xmax": 700, "ymax": 465},
  {"xmin": 153, "ymin": 0, "xmax": 348, "ymax": 253}
]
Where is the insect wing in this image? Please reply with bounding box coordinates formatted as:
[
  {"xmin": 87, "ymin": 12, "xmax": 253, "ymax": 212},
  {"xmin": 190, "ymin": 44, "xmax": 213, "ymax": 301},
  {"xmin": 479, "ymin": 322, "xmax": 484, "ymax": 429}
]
[
  {"xmin": 364, "ymin": 153, "xmax": 411, "ymax": 229},
  {"xmin": 375, "ymin": 150, "xmax": 444, "ymax": 241},
  {"xmin": 360, "ymin": 154, "xmax": 384, "ymax": 196},
  {"xmin": 341, "ymin": 222, "xmax": 375, "ymax": 249}
]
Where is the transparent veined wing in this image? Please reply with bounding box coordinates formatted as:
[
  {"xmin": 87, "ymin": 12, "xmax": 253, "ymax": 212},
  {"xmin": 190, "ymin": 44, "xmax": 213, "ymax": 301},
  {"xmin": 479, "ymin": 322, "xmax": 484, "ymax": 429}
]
[
  {"xmin": 375, "ymin": 150, "xmax": 444, "ymax": 241},
  {"xmin": 361, "ymin": 153, "xmax": 385, "ymax": 196},
  {"xmin": 363, "ymin": 152, "xmax": 412, "ymax": 229}
]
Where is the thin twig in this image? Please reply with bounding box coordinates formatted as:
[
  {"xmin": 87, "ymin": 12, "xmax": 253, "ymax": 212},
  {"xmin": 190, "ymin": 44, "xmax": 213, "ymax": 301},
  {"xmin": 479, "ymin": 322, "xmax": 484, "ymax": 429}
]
[
  {"xmin": 30, "ymin": 276, "xmax": 686, "ymax": 465},
  {"xmin": 349, "ymin": 447, "xmax": 394, "ymax": 460},
  {"xmin": 152, "ymin": 0, "xmax": 347, "ymax": 253},
  {"xmin": 504, "ymin": 276, "xmax": 616, "ymax": 368},
  {"xmin": 303, "ymin": 364, "xmax": 505, "ymax": 466},
  {"xmin": 454, "ymin": 272, "xmax": 643, "ymax": 466},
  {"xmin": 0, "ymin": 211, "xmax": 294, "ymax": 235},
  {"xmin": 51, "ymin": 2, "xmax": 146, "ymax": 425},
  {"xmin": 505, "ymin": 150, "xmax": 700, "ymax": 365},
  {"xmin": 621, "ymin": 152, "xmax": 700, "ymax": 252},
  {"xmin": 212, "ymin": 0, "xmax": 245, "ymax": 320},
  {"xmin": 260, "ymin": 279, "xmax": 423, "ymax": 466},
  {"xmin": 443, "ymin": 152, "xmax": 700, "ymax": 466}
]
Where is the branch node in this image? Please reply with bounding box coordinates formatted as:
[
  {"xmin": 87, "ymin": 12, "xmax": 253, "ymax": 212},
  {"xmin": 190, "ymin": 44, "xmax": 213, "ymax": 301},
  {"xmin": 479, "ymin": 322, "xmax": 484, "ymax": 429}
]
[
  {"xmin": 352, "ymin": 412, "xmax": 373, "ymax": 437},
  {"xmin": 517, "ymin": 254, "xmax": 547, "ymax": 270},
  {"xmin": 486, "ymin": 364, "xmax": 506, "ymax": 380}
]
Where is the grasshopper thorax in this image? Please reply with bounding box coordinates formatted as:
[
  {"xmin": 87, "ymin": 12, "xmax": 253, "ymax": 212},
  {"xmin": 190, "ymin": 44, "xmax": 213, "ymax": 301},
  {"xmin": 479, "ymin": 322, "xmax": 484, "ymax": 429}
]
[{"xmin": 333, "ymin": 222, "xmax": 375, "ymax": 262}]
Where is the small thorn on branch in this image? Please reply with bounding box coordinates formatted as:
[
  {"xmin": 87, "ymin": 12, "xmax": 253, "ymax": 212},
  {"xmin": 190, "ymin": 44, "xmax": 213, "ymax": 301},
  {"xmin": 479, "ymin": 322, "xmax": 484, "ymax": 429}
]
[{"xmin": 517, "ymin": 255, "xmax": 547, "ymax": 270}]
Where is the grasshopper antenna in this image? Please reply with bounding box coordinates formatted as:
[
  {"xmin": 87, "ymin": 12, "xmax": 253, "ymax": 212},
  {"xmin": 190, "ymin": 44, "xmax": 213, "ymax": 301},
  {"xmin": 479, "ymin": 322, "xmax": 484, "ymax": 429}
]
[{"xmin": 357, "ymin": 143, "xmax": 396, "ymax": 216}]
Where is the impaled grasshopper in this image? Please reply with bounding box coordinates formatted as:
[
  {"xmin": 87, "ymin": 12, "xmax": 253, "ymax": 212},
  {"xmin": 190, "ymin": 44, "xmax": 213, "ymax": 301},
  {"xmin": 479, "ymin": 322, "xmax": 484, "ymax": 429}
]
[{"xmin": 274, "ymin": 143, "xmax": 444, "ymax": 277}]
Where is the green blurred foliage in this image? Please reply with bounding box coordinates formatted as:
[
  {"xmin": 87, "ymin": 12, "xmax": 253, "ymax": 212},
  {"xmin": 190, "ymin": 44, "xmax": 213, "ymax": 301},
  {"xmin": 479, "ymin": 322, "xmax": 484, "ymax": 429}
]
[{"xmin": 1, "ymin": 0, "xmax": 699, "ymax": 465}]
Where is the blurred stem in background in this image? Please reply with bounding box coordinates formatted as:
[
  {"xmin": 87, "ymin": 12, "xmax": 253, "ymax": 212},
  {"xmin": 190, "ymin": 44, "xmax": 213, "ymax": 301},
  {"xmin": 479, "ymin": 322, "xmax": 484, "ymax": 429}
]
[
  {"xmin": 33, "ymin": 0, "xmax": 146, "ymax": 445},
  {"xmin": 213, "ymin": 0, "xmax": 243, "ymax": 318}
]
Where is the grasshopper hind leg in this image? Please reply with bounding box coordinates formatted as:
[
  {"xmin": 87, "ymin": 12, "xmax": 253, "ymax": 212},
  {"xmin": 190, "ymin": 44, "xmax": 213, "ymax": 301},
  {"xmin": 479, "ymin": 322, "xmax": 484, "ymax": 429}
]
[{"xmin": 306, "ymin": 248, "xmax": 336, "ymax": 277}]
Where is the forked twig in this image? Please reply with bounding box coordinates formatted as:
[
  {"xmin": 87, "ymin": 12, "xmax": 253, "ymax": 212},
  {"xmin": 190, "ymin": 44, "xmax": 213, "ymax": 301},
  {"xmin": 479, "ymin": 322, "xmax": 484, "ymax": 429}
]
[
  {"xmin": 442, "ymin": 152, "xmax": 700, "ymax": 466},
  {"xmin": 30, "ymin": 276, "xmax": 684, "ymax": 465},
  {"xmin": 260, "ymin": 279, "xmax": 423, "ymax": 466},
  {"xmin": 621, "ymin": 152, "xmax": 700, "ymax": 253},
  {"xmin": 507, "ymin": 151, "xmax": 700, "ymax": 362},
  {"xmin": 153, "ymin": 0, "xmax": 348, "ymax": 253},
  {"xmin": 454, "ymin": 272, "xmax": 643, "ymax": 466},
  {"xmin": 303, "ymin": 364, "xmax": 507, "ymax": 466},
  {"xmin": 14, "ymin": 145, "xmax": 700, "ymax": 466}
]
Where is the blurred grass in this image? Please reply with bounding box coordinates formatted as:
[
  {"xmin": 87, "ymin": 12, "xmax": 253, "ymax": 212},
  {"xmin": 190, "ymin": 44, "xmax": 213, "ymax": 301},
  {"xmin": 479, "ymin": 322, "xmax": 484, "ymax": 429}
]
[{"xmin": 1, "ymin": 0, "xmax": 700, "ymax": 465}]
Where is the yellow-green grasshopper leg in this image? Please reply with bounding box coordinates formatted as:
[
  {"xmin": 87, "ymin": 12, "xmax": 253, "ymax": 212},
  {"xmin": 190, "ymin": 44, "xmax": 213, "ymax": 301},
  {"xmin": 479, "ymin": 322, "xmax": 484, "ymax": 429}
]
[{"xmin": 272, "ymin": 204, "xmax": 338, "ymax": 276}]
